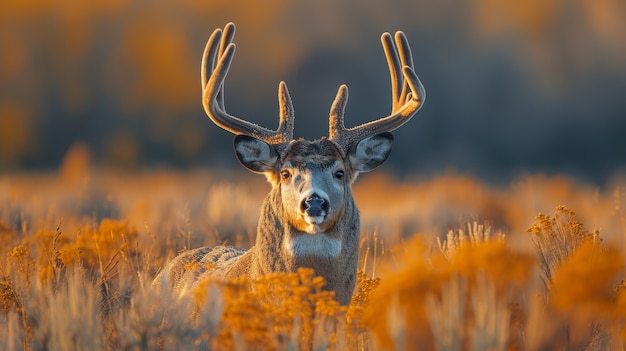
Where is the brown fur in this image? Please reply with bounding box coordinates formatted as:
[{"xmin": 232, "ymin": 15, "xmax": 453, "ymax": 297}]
[
  {"xmin": 160, "ymin": 22, "xmax": 421, "ymax": 307},
  {"xmin": 153, "ymin": 139, "xmax": 361, "ymax": 305}
]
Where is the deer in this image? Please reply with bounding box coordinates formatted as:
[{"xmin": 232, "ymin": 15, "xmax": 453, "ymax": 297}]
[{"xmin": 153, "ymin": 23, "xmax": 425, "ymax": 306}]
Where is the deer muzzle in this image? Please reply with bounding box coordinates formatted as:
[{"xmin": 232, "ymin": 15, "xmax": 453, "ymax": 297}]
[{"xmin": 301, "ymin": 193, "xmax": 329, "ymax": 219}]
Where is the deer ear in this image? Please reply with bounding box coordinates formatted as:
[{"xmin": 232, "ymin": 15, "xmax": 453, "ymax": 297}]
[
  {"xmin": 233, "ymin": 135, "xmax": 279, "ymax": 173},
  {"xmin": 348, "ymin": 132, "xmax": 394, "ymax": 173}
]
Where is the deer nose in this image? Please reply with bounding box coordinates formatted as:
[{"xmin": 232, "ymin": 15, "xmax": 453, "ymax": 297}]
[{"xmin": 301, "ymin": 194, "xmax": 329, "ymax": 217}]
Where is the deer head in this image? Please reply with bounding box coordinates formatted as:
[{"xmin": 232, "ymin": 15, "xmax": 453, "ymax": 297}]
[{"xmin": 201, "ymin": 22, "xmax": 424, "ymax": 244}]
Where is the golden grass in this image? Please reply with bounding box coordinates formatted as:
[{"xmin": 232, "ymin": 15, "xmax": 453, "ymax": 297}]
[{"xmin": 0, "ymin": 169, "xmax": 625, "ymax": 349}]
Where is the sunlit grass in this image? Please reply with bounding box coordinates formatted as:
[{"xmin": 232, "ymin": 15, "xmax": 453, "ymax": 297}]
[{"xmin": 0, "ymin": 169, "xmax": 625, "ymax": 349}]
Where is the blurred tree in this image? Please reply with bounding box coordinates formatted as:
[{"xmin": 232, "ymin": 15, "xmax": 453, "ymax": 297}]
[{"xmin": 0, "ymin": 0, "xmax": 624, "ymax": 183}]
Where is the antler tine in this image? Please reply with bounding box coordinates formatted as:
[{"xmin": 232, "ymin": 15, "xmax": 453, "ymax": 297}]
[
  {"xmin": 329, "ymin": 30, "xmax": 425, "ymax": 150},
  {"xmin": 201, "ymin": 23, "xmax": 295, "ymax": 146}
]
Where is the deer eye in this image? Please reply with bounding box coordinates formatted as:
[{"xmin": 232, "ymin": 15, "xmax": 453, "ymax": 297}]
[
  {"xmin": 280, "ymin": 169, "xmax": 291, "ymax": 180},
  {"xmin": 334, "ymin": 170, "xmax": 345, "ymax": 179}
]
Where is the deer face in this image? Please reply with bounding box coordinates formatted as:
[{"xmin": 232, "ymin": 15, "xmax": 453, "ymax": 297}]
[
  {"xmin": 233, "ymin": 133, "xmax": 394, "ymax": 235},
  {"xmin": 276, "ymin": 139, "xmax": 348, "ymax": 235}
]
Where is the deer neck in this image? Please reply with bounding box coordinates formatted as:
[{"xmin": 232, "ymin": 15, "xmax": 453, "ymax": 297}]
[
  {"xmin": 253, "ymin": 187, "xmax": 360, "ymax": 305},
  {"xmin": 252, "ymin": 190, "xmax": 295, "ymax": 275}
]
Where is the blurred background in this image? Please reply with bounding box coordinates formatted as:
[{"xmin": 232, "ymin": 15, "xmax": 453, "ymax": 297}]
[{"xmin": 1, "ymin": 0, "xmax": 625, "ymax": 185}]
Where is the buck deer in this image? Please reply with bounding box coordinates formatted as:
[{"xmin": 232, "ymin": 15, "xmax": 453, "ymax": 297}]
[{"xmin": 154, "ymin": 23, "xmax": 425, "ymax": 305}]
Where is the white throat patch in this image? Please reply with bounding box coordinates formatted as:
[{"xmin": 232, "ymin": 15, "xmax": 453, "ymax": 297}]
[{"xmin": 284, "ymin": 234, "xmax": 341, "ymax": 259}]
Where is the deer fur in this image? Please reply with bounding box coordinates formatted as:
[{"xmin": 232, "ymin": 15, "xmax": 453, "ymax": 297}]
[
  {"xmin": 153, "ymin": 22, "xmax": 424, "ymax": 306},
  {"xmin": 154, "ymin": 135, "xmax": 392, "ymax": 305}
]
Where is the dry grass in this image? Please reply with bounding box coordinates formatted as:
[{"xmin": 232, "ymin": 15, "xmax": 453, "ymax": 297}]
[{"xmin": 1, "ymin": 168, "xmax": 626, "ymax": 350}]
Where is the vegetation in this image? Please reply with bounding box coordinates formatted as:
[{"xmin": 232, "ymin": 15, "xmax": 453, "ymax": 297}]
[{"xmin": 1, "ymin": 166, "xmax": 626, "ymax": 349}]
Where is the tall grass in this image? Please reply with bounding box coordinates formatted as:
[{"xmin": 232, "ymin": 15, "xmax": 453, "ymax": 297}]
[{"xmin": 1, "ymin": 168, "xmax": 625, "ymax": 349}]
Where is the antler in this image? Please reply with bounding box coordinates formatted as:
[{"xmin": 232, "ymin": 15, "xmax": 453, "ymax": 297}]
[
  {"xmin": 329, "ymin": 31, "xmax": 425, "ymax": 150},
  {"xmin": 201, "ymin": 23, "xmax": 295, "ymax": 146}
]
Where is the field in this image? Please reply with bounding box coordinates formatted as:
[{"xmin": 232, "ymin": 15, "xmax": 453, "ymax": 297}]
[{"xmin": 1, "ymin": 155, "xmax": 626, "ymax": 350}]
